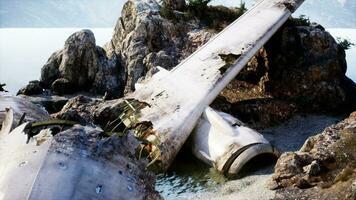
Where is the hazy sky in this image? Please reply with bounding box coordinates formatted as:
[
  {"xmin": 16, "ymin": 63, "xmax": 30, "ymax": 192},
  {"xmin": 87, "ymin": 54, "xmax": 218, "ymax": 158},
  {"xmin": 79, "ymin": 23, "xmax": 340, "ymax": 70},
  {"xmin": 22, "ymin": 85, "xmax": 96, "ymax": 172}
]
[{"xmin": 0, "ymin": 0, "xmax": 355, "ymax": 28}]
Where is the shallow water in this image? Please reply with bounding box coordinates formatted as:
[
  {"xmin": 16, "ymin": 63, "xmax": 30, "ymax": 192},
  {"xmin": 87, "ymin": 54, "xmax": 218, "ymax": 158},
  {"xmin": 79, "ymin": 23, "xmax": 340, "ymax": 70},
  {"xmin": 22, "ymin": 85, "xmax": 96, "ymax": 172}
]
[{"xmin": 155, "ymin": 154, "xmax": 224, "ymax": 200}]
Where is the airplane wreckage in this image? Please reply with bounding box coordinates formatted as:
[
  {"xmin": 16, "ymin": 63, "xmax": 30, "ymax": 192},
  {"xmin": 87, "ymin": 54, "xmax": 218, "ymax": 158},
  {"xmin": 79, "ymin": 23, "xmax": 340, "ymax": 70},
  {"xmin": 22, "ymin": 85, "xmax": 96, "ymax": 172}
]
[{"xmin": 0, "ymin": 0, "xmax": 305, "ymax": 199}]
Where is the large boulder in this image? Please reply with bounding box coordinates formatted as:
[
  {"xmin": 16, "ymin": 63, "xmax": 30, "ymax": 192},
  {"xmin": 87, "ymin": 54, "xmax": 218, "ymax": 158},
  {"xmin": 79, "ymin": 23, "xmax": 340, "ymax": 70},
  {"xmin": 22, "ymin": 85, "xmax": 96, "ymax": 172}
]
[
  {"xmin": 212, "ymin": 22, "xmax": 356, "ymax": 127},
  {"xmin": 38, "ymin": 29, "xmax": 125, "ymax": 97},
  {"xmin": 105, "ymin": 0, "xmax": 182, "ymax": 93},
  {"xmin": 263, "ymin": 23, "xmax": 355, "ymax": 112},
  {"xmin": 17, "ymin": 80, "xmax": 43, "ymax": 95}
]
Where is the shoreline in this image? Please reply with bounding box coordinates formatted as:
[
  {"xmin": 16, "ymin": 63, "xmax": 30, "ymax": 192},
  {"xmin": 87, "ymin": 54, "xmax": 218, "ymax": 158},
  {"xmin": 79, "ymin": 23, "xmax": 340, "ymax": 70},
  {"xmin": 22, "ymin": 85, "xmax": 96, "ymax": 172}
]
[{"xmin": 155, "ymin": 114, "xmax": 342, "ymax": 199}]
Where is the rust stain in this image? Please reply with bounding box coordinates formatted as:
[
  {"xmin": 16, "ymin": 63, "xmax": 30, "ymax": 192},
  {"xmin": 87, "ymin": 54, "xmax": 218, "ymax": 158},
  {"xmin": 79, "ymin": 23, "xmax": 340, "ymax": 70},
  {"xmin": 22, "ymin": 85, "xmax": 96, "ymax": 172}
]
[{"xmin": 218, "ymin": 53, "xmax": 241, "ymax": 74}]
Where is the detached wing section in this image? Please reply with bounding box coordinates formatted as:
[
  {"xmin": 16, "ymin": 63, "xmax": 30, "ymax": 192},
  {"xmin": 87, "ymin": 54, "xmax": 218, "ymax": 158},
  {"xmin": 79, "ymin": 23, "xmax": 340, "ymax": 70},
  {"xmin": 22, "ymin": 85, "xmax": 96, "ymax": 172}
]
[{"xmin": 128, "ymin": 0, "xmax": 305, "ymax": 170}]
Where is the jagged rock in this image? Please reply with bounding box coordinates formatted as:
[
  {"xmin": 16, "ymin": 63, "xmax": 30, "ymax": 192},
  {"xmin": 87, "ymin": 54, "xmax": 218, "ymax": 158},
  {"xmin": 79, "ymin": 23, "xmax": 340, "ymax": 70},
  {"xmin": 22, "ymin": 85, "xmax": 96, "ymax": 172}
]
[
  {"xmin": 52, "ymin": 95, "xmax": 126, "ymax": 129},
  {"xmin": 38, "ymin": 29, "xmax": 124, "ymax": 97},
  {"xmin": 51, "ymin": 78, "xmax": 73, "ymax": 95},
  {"xmin": 52, "ymin": 95, "xmax": 97, "ymax": 124},
  {"xmin": 105, "ymin": 0, "xmax": 221, "ymax": 93},
  {"xmin": 17, "ymin": 93, "xmax": 103, "ymax": 114},
  {"xmin": 106, "ymin": 0, "xmax": 177, "ymax": 93},
  {"xmin": 269, "ymin": 111, "xmax": 356, "ymax": 199},
  {"xmin": 40, "ymin": 50, "xmax": 62, "ymax": 87},
  {"xmin": 17, "ymin": 80, "xmax": 43, "ymax": 95},
  {"xmin": 213, "ymin": 22, "xmax": 356, "ymax": 127},
  {"xmin": 164, "ymin": 0, "xmax": 186, "ymax": 11},
  {"xmin": 212, "ymin": 96, "xmax": 297, "ymax": 128},
  {"xmin": 263, "ymin": 23, "xmax": 355, "ymax": 112},
  {"xmin": 303, "ymin": 160, "xmax": 321, "ymax": 176},
  {"xmin": 58, "ymin": 30, "xmax": 97, "ymax": 88},
  {"xmin": 143, "ymin": 51, "xmax": 176, "ymax": 71}
]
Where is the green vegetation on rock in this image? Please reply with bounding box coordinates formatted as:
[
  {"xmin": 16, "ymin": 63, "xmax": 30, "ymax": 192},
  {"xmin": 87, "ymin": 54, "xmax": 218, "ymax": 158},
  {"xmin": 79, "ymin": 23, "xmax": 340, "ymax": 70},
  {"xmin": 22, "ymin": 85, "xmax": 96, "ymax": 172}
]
[
  {"xmin": 336, "ymin": 37, "xmax": 355, "ymax": 50},
  {"xmin": 160, "ymin": 0, "xmax": 246, "ymax": 31}
]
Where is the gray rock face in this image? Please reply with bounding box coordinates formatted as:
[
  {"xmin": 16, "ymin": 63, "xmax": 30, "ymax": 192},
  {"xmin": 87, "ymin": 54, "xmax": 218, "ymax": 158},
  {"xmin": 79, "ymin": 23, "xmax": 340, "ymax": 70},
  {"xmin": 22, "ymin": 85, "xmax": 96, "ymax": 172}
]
[
  {"xmin": 39, "ymin": 30, "xmax": 124, "ymax": 97},
  {"xmin": 269, "ymin": 112, "xmax": 356, "ymax": 200},
  {"xmin": 40, "ymin": 50, "xmax": 62, "ymax": 87},
  {"xmin": 17, "ymin": 80, "xmax": 43, "ymax": 95},
  {"xmin": 50, "ymin": 95, "xmax": 122, "ymax": 127},
  {"xmin": 106, "ymin": 0, "xmax": 354, "ymax": 123},
  {"xmin": 59, "ymin": 30, "xmax": 97, "ymax": 88},
  {"xmin": 105, "ymin": 0, "xmax": 217, "ymax": 93},
  {"xmin": 263, "ymin": 23, "xmax": 355, "ymax": 112},
  {"xmin": 213, "ymin": 22, "xmax": 356, "ymax": 127}
]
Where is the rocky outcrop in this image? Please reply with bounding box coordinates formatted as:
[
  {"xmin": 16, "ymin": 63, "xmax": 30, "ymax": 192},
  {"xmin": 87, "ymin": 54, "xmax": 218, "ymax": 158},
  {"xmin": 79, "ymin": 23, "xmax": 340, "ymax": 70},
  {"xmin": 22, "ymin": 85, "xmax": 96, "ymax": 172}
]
[
  {"xmin": 104, "ymin": 0, "xmax": 240, "ymax": 93},
  {"xmin": 263, "ymin": 23, "xmax": 355, "ymax": 113},
  {"xmin": 212, "ymin": 21, "xmax": 356, "ymax": 127},
  {"xmin": 17, "ymin": 80, "xmax": 43, "ymax": 95},
  {"xmin": 18, "ymin": 93, "xmax": 101, "ymax": 114},
  {"xmin": 19, "ymin": 0, "xmax": 355, "ymax": 127},
  {"xmin": 20, "ymin": 30, "xmax": 125, "ymax": 98},
  {"xmin": 268, "ymin": 112, "xmax": 356, "ymax": 200},
  {"xmin": 51, "ymin": 95, "xmax": 126, "ymax": 129},
  {"xmin": 105, "ymin": 0, "xmax": 188, "ymax": 93}
]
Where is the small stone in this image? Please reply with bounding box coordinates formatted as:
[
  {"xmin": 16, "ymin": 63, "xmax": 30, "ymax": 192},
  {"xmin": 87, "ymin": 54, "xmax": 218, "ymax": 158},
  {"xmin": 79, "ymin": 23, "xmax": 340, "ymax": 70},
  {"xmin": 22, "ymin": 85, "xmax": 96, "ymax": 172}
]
[
  {"xmin": 303, "ymin": 161, "xmax": 320, "ymax": 176},
  {"xmin": 18, "ymin": 161, "xmax": 28, "ymax": 167},
  {"xmin": 267, "ymin": 179, "xmax": 280, "ymax": 190},
  {"xmin": 127, "ymin": 185, "xmax": 133, "ymax": 191},
  {"xmin": 295, "ymin": 177, "xmax": 312, "ymax": 189},
  {"xmin": 95, "ymin": 185, "xmax": 103, "ymax": 194}
]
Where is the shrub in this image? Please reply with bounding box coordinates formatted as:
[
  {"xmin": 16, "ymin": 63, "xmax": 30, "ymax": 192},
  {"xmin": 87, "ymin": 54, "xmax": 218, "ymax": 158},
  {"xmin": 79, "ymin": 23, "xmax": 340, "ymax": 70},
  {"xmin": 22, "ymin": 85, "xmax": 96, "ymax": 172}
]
[
  {"xmin": 160, "ymin": 0, "xmax": 247, "ymax": 31},
  {"xmin": 187, "ymin": 0, "xmax": 211, "ymax": 7},
  {"xmin": 187, "ymin": 1, "xmax": 247, "ymax": 31},
  {"xmin": 160, "ymin": 0, "xmax": 178, "ymax": 20},
  {"xmin": 290, "ymin": 15, "xmax": 311, "ymax": 26},
  {"xmin": 336, "ymin": 37, "xmax": 355, "ymax": 50}
]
